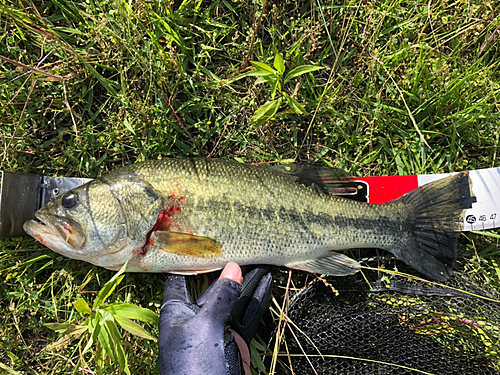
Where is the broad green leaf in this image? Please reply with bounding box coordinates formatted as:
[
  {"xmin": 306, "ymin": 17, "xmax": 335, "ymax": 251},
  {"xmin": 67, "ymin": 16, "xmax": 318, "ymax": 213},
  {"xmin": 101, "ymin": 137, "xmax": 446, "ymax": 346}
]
[
  {"xmin": 93, "ymin": 261, "xmax": 128, "ymax": 309},
  {"xmin": 250, "ymin": 61, "xmax": 274, "ymax": 75},
  {"xmin": 97, "ymin": 315, "xmax": 116, "ymax": 363},
  {"xmin": 123, "ymin": 117, "xmax": 135, "ymax": 135},
  {"xmin": 0, "ymin": 362, "xmax": 23, "ymax": 375},
  {"xmin": 114, "ymin": 315, "xmax": 157, "ymax": 341},
  {"xmin": 44, "ymin": 323, "xmax": 88, "ymax": 336},
  {"xmin": 94, "ymin": 275, "xmax": 124, "ymax": 309},
  {"xmin": 251, "ymin": 339, "xmax": 267, "ymax": 351},
  {"xmin": 250, "ymin": 341, "xmax": 268, "ymax": 373},
  {"xmin": 223, "ymin": 70, "xmax": 267, "ymax": 85},
  {"xmin": 283, "ymin": 92, "xmax": 306, "ymax": 115},
  {"xmin": 270, "ymin": 79, "xmax": 281, "ymax": 100},
  {"xmin": 105, "ymin": 316, "xmax": 131, "ymax": 375},
  {"xmin": 246, "ymin": 70, "xmax": 276, "ymax": 77},
  {"xmin": 274, "ymin": 52, "xmax": 285, "ymax": 75},
  {"xmin": 82, "ymin": 314, "xmax": 100, "ymax": 355},
  {"xmin": 104, "ymin": 303, "xmax": 159, "ymax": 325},
  {"xmin": 74, "ymin": 297, "xmax": 92, "ymax": 314},
  {"xmin": 352, "ymin": 72, "xmax": 364, "ymax": 88},
  {"xmin": 100, "ymin": 309, "xmax": 115, "ymax": 323},
  {"xmin": 86, "ymin": 314, "xmax": 96, "ymax": 334},
  {"xmin": 4, "ymin": 350, "xmax": 23, "ymax": 369},
  {"xmin": 97, "ymin": 310, "xmax": 131, "ymax": 374},
  {"xmin": 251, "ymin": 98, "xmax": 282, "ymax": 127},
  {"xmin": 95, "ymin": 340, "xmax": 106, "ymax": 370},
  {"xmin": 255, "ymin": 75, "xmax": 276, "ymax": 85},
  {"xmin": 284, "ymin": 65, "xmax": 324, "ymax": 84}
]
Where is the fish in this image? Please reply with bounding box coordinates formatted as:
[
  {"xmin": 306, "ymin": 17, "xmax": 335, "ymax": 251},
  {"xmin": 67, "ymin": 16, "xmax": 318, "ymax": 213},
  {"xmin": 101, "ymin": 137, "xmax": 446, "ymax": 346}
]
[{"xmin": 23, "ymin": 158, "xmax": 475, "ymax": 281}]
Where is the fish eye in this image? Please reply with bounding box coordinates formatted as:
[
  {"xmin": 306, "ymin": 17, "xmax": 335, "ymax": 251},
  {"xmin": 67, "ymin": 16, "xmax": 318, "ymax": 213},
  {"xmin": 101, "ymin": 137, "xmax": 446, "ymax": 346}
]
[{"xmin": 62, "ymin": 192, "xmax": 78, "ymax": 209}]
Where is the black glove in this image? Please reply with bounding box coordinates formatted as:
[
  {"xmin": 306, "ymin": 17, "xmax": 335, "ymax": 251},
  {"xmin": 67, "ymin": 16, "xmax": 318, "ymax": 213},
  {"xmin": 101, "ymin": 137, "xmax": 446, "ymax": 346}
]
[{"xmin": 158, "ymin": 265, "xmax": 272, "ymax": 375}]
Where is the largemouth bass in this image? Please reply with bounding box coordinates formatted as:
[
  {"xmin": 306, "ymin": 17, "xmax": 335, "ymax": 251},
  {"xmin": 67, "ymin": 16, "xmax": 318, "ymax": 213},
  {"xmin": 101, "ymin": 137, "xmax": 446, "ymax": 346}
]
[{"xmin": 23, "ymin": 159, "xmax": 475, "ymax": 281}]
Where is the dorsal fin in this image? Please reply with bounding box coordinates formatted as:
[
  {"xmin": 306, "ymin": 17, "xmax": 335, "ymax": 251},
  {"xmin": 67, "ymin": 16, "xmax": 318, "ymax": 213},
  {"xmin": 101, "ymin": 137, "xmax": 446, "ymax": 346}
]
[{"xmin": 270, "ymin": 164, "xmax": 354, "ymax": 196}]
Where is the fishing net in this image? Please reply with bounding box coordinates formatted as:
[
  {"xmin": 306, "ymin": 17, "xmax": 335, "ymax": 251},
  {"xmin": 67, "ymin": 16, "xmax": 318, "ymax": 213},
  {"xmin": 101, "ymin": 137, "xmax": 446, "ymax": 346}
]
[{"xmin": 262, "ymin": 260, "xmax": 500, "ymax": 375}]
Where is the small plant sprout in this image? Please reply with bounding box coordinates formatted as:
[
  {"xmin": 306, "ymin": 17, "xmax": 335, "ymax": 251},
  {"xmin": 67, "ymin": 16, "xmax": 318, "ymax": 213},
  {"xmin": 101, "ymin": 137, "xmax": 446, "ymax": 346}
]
[
  {"xmin": 45, "ymin": 262, "xmax": 159, "ymax": 374},
  {"xmin": 247, "ymin": 52, "xmax": 324, "ymax": 126}
]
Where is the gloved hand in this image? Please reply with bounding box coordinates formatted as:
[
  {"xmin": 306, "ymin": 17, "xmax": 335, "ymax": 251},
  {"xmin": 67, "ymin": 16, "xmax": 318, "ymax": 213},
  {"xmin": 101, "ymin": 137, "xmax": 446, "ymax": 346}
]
[{"xmin": 158, "ymin": 263, "xmax": 272, "ymax": 375}]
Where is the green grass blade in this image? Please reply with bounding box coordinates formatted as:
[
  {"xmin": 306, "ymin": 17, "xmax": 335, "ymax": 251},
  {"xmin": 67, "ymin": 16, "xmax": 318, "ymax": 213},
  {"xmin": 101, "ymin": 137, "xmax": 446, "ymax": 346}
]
[
  {"xmin": 113, "ymin": 315, "xmax": 156, "ymax": 341},
  {"xmin": 284, "ymin": 66, "xmax": 324, "ymax": 84},
  {"xmin": 74, "ymin": 298, "xmax": 92, "ymax": 314},
  {"xmin": 103, "ymin": 303, "xmax": 159, "ymax": 325},
  {"xmin": 274, "ymin": 52, "xmax": 285, "ymax": 75},
  {"xmin": 104, "ymin": 314, "xmax": 130, "ymax": 375},
  {"xmin": 93, "ymin": 263, "xmax": 128, "ymax": 309},
  {"xmin": 250, "ymin": 61, "xmax": 275, "ymax": 74},
  {"xmin": 283, "ymin": 92, "xmax": 306, "ymax": 115},
  {"xmin": 251, "ymin": 98, "xmax": 282, "ymax": 126}
]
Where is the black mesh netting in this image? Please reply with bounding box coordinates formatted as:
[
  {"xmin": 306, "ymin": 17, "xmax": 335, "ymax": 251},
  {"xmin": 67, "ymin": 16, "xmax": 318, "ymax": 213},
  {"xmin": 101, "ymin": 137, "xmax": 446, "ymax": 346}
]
[{"xmin": 261, "ymin": 261, "xmax": 500, "ymax": 375}]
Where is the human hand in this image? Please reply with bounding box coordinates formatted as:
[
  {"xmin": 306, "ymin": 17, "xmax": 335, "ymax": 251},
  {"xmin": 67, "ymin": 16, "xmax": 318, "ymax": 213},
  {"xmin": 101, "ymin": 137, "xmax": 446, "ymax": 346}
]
[{"xmin": 158, "ymin": 263, "xmax": 272, "ymax": 375}]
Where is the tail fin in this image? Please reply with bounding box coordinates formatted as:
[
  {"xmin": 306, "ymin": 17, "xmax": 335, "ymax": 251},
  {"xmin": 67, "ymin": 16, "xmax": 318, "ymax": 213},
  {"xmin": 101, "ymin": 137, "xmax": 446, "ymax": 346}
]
[{"xmin": 389, "ymin": 172, "xmax": 475, "ymax": 281}]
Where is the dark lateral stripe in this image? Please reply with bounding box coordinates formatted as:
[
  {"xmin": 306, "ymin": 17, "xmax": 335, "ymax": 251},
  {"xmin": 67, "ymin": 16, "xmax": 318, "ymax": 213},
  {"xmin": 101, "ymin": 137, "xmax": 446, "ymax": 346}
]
[{"xmin": 195, "ymin": 198, "xmax": 410, "ymax": 238}]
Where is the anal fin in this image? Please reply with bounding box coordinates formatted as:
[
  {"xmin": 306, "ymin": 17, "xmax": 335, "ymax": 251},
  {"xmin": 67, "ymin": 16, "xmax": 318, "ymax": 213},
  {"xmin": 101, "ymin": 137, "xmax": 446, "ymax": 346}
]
[
  {"xmin": 168, "ymin": 267, "xmax": 223, "ymax": 275},
  {"xmin": 286, "ymin": 252, "xmax": 361, "ymax": 276},
  {"xmin": 151, "ymin": 231, "xmax": 222, "ymax": 257}
]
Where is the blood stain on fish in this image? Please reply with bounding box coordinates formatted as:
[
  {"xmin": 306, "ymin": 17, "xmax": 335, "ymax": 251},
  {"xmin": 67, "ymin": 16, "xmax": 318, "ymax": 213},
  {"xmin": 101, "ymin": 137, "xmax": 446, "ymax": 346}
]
[
  {"xmin": 140, "ymin": 197, "xmax": 184, "ymax": 255},
  {"xmin": 35, "ymin": 234, "xmax": 46, "ymax": 245}
]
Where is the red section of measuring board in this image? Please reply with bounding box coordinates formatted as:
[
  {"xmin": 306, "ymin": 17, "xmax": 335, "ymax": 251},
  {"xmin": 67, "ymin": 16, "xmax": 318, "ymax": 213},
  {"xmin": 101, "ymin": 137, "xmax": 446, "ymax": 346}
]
[{"xmin": 353, "ymin": 175, "xmax": 419, "ymax": 204}]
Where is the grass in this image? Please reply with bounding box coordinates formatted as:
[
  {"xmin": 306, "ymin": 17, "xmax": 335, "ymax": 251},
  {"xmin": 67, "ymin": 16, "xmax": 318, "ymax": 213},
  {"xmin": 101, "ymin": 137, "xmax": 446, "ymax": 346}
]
[{"xmin": 0, "ymin": 0, "xmax": 499, "ymax": 373}]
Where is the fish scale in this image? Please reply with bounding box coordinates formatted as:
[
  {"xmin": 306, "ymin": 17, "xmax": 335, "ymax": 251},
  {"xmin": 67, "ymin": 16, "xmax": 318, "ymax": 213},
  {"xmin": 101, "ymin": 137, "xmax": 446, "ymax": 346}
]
[{"xmin": 24, "ymin": 158, "xmax": 475, "ymax": 281}]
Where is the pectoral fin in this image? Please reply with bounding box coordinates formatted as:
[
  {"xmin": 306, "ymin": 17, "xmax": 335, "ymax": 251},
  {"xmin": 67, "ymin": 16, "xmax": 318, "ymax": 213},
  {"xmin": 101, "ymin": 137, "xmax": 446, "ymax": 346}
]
[
  {"xmin": 286, "ymin": 252, "xmax": 361, "ymax": 276},
  {"xmin": 151, "ymin": 232, "xmax": 222, "ymax": 257}
]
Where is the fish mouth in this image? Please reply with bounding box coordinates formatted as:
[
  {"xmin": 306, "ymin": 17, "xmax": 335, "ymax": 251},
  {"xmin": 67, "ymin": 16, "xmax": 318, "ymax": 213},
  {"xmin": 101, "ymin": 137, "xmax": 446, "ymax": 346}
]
[{"xmin": 24, "ymin": 212, "xmax": 87, "ymax": 252}]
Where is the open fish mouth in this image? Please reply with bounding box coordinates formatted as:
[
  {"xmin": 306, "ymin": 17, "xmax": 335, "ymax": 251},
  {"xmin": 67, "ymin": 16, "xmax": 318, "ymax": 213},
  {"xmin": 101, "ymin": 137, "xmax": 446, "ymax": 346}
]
[
  {"xmin": 24, "ymin": 214, "xmax": 57, "ymax": 244},
  {"xmin": 23, "ymin": 220, "xmax": 63, "ymax": 254},
  {"xmin": 24, "ymin": 212, "xmax": 86, "ymax": 251}
]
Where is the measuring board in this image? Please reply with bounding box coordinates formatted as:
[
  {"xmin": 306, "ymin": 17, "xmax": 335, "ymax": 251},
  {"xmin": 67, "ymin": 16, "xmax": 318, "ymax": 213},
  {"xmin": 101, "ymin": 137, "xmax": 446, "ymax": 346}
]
[{"xmin": 342, "ymin": 167, "xmax": 500, "ymax": 232}]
